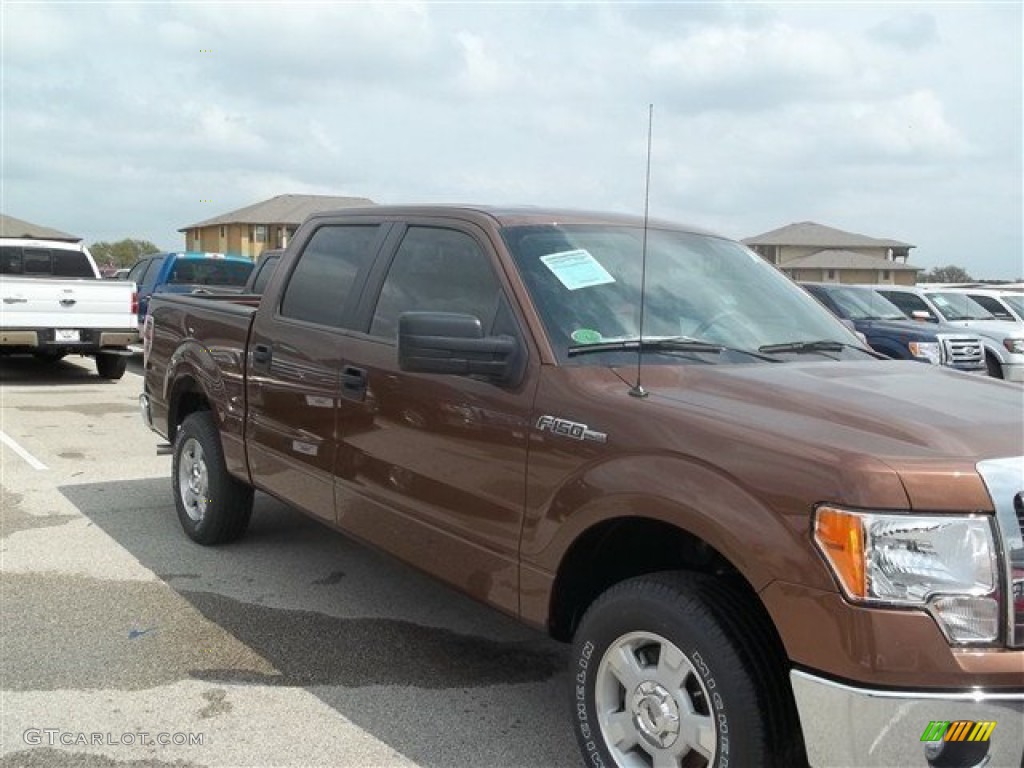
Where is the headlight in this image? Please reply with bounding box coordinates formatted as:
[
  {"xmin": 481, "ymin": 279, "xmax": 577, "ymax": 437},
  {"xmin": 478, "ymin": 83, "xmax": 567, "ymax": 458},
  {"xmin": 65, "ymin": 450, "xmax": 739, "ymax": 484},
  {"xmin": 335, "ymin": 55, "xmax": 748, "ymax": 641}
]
[
  {"xmin": 907, "ymin": 341, "xmax": 942, "ymax": 365},
  {"xmin": 814, "ymin": 506, "xmax": 999, "ymax": 644},
  {"xmin": 1002, "ymin": 338, "xmax": 1024, "ymax": 354}
]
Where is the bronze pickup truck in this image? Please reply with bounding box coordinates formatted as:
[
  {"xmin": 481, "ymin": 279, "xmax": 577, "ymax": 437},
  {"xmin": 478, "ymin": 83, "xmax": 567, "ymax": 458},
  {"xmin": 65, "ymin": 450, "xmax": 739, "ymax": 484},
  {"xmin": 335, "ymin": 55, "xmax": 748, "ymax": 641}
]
[{"xmin": 141, "ymin": 206, "xmax": 1024, "ymax": 768}]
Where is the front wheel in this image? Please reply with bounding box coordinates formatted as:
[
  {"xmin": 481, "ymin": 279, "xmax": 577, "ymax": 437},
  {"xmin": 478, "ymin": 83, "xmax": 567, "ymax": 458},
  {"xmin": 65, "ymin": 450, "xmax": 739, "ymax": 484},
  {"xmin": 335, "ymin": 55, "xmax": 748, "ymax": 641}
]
[
  {"xmin": 985, "ymin": 353, "xmax": 1003, "ymax": 379},
  {"xmin": 172, "ymin": 411, "xmax": 253, "ymax": 545},
  {"xmin": 570, "ymin": 572, "xmax": 803, "ymax": 768}
]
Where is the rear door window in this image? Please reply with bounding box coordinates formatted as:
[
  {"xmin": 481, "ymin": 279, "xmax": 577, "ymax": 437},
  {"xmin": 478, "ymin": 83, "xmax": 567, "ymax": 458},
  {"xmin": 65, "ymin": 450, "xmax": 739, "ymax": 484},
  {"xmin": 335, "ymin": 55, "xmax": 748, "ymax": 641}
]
[
  {"xmin": 280, "ymin": 225, "xmax": 382, "ymax": 327},
  {"xmin": 251, "ymin": 256, "xmax": 280, "ymax": 294},
  {"xmin": 126, "ymin": 258, "xmax": 150, "ymax": 284},
  {"xmin": 968, "ymin": 294, "xmax": 1014, "ymax": 321},
  {"xmin": 53, "ymin": 250, "xmax": 97, "ymax": 277}
]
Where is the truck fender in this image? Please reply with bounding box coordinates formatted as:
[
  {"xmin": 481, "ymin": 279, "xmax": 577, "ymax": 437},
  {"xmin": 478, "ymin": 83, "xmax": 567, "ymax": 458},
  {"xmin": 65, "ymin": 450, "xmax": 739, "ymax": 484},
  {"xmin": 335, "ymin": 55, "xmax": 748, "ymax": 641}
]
[{"xmin": 526, "ymin": 453, "xmax": 834, "ymax": 596}]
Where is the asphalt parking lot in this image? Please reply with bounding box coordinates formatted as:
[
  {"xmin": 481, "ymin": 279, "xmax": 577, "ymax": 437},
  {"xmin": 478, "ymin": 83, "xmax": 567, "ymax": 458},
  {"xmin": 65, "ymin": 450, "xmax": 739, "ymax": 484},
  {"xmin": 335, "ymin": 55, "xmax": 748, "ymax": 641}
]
[{"xmin": 0, "ymin": 354, "xmax": 575, "ymax": 768}]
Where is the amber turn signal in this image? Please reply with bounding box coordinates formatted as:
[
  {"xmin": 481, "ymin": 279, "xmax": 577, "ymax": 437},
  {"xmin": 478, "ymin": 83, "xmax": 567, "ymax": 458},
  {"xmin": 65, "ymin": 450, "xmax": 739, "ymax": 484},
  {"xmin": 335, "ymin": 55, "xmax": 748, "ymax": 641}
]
[{"xmin": 814, "ymin": 507, "xmax": 867, "ymax": 599}]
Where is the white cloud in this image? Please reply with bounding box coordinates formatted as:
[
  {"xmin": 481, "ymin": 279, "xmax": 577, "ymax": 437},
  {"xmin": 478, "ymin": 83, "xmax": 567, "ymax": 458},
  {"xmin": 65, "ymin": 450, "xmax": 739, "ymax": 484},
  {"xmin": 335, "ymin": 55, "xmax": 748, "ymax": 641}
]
[{"xmin": 1, "ymin": 2, "xmax": 1020, "ymax": 277}]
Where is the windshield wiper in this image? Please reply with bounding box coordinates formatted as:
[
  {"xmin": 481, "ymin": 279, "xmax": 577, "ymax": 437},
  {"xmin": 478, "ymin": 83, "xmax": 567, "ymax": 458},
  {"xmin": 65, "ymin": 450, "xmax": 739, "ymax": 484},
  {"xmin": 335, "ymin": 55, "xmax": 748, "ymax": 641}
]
[
  {"xmin": 758, "ymin": 340, "xmax": 861, "ymax": 358},
  {"xmin": 568, "ymin": 337, "xmax": 782, "ymax": 362}
]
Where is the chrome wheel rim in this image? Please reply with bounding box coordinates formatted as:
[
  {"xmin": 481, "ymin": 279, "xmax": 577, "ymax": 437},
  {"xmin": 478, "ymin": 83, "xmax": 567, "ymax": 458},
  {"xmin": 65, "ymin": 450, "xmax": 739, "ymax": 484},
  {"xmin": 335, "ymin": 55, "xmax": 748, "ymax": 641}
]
[
  {"xmin": 595, "ymin": 631, "xmax": 717, "ymax": 768},
  {"xmin": 178, "ymin": 437, "xmax": 209, "ymax": 523}
]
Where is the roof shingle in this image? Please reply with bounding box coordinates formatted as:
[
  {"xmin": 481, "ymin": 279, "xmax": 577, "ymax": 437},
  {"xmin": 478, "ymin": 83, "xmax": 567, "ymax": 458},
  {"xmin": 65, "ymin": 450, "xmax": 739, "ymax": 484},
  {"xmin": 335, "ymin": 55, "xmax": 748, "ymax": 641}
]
[
  {"xmin": 743, "ymin": 221, "xmax": 913, "ymax": 249},
  {"xmin": 0, "ymin": 214, "xmax": 80, "ymax": 242},
  {"xmin": 781, "ymin": 248, "xmax": 920, "ymax": 271},
  {"xmin": 179, "ymin": 194, "xmax": 375, "ymax": 231}
]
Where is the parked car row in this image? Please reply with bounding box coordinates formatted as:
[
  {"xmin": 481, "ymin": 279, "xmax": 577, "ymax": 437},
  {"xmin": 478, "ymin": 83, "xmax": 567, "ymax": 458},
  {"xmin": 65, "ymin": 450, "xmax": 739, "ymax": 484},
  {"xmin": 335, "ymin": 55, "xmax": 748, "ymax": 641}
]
[{"xmin": 800, "ymin": 282, "xmax": 1024, "ymax": 381}]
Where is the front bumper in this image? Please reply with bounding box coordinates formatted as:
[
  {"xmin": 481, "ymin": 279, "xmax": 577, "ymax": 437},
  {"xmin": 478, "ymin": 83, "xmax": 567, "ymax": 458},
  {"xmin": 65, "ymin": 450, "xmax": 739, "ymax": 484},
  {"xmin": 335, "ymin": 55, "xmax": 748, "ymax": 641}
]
[
  {"xmin": 793, "ymin": 670, "xmax": 1024, "ymax": 767},
  {"xmin": 1001, "ymin": 362, "xmax": 1024, "ymax": 383}
]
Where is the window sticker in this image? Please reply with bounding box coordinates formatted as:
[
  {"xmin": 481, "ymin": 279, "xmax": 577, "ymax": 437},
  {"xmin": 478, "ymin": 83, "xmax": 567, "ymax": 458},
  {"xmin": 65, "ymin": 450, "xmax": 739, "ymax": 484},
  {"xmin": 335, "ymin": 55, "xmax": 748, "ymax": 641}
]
[{"xmin": 540, "ymin": 249, "xmax": 616, "ymax": 291}]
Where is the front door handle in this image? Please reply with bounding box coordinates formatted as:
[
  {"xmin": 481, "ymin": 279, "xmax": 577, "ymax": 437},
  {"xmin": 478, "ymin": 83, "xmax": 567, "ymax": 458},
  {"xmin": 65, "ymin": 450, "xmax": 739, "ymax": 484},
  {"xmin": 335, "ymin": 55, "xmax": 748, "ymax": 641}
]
[
  {"xmin": 252, "ymin": 343, "xmax": 272, "ymax": 365},
  {"xmin": 340, "ymin": 365, "xmax": 367, "ymax": 402},
  {"xmin": 2, "ymin": 297, "xmax": 27, "ymax": 304}
]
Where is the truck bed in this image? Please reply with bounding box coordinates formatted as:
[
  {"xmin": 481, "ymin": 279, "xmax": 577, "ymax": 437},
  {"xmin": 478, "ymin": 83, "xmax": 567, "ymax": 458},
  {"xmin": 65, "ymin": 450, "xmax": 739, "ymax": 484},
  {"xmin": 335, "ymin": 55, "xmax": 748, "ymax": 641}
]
[{"xmin": 144, "ymin": 292, "xmax": 260, "ymax": 474}]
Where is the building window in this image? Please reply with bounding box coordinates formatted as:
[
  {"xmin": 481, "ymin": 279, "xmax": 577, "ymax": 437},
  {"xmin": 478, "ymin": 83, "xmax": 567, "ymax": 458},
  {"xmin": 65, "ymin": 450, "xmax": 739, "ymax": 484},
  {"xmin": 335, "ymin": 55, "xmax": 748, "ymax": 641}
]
[
  {"xmin": 881, "ymin": 270, "xmax": 891, "ymax": 281},
  {"xmin": 826, "ymin": 269, "xmax": 837, "ymax": 281},
  {"xmin": 219, "ymin": 226, "xmax": 226, "ymax": 238},
  {"xmin": 255, "ymin": 225, "xmax": 266, "ymax": 243}
]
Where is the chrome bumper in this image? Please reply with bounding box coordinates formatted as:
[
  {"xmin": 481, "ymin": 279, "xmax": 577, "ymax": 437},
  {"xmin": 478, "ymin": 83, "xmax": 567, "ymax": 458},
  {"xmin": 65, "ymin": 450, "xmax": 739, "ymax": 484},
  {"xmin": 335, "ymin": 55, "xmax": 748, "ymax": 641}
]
[{"xmin": 792, "ymin": 670, "xmax": 1024, "ymax": 767}]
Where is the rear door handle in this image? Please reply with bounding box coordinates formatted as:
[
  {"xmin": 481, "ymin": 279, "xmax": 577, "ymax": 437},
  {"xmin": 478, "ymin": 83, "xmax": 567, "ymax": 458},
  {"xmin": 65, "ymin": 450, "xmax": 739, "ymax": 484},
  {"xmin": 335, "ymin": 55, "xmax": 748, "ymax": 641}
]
[
  {"xmin": 2, "ymin": 297, "xmax": 27, "ymax": 304},
  {"xmin": 340, "ymin": 365, "xmax": 367, "ymax": 402},
  {"xmin": 252, "ymin": 343, "xmax": 272, "ymax": 365}
]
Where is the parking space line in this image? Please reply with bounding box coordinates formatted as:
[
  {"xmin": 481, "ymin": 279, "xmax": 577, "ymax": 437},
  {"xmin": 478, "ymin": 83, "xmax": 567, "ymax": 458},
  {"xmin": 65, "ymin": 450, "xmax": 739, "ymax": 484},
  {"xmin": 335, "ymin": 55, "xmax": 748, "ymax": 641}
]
[{"xmin": 0, "ymin": 430, "xmax": 48, "ymax": 470}]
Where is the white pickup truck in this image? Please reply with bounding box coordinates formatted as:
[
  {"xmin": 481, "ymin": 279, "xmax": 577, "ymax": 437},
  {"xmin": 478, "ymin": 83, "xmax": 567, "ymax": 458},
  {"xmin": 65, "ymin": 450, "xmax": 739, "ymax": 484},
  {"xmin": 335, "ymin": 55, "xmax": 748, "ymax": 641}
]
[{"xmin": 0, "ymin": 238, "xmax": 138, "ymax": 379}]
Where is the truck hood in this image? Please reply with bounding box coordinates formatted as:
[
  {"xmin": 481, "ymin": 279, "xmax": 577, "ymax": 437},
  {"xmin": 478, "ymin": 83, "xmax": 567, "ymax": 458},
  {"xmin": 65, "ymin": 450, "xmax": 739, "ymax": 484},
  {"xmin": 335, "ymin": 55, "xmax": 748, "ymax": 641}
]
[
  {"xmin": 938, "ymin": 318, "xmax": 1024, "ymax": 338},
  {"xmin": 859, "ymin": 318, "xmax": 978, "ymax": 339},
  {"xmin": 628, "ymin": 361, "xmax": 1023, "ymax": 464}
]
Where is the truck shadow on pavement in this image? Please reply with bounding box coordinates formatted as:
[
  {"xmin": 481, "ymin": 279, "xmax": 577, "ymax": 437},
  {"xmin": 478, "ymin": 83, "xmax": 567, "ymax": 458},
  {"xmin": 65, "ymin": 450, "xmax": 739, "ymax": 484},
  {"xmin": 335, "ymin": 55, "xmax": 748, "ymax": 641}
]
[
  {"xmin": 59, "ymin": 478, "xmax": 575, "ymax": 768},
  {"xmin": 0, "ymin": 355, "xmax": 119, "ymax": 386}
]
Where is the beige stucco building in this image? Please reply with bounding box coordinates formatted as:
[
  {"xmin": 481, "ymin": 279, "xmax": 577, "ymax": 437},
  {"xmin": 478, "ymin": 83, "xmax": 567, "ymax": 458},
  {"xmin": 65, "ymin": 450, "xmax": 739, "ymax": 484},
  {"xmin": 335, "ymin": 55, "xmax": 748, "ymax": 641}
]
[
  {"xmin": 743, "ymin": 222, "xmax": 920, "ymax": 285},
  {"xmin": 179, "ymin": 194, "xmax": 374, "ymax": 259}
]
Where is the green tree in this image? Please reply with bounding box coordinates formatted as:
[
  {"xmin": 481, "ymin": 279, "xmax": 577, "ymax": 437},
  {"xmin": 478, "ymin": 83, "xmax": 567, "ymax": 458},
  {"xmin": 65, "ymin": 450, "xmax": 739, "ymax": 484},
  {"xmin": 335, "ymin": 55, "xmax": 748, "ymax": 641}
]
[
  {"xmin": 90, "ymin": 238, "xmax": 160, "ymax": 269},
  {"xmin": 921, "ymin": 265, "xmax": 973, "ymax": 283}
]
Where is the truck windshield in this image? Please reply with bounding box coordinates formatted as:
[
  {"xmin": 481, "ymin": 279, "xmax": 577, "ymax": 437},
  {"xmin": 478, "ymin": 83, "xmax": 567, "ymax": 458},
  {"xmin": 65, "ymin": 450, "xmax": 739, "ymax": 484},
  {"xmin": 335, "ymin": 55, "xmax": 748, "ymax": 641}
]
[
  {"xmin": 168, "ymin": 258, "xmax": 253, "ymax": 287},
  {"xmin": 999, "ymin": 293, "xmax": 1024, "ymax": 319},
  {"xmin": 926, "ymin": 292, "xmax": 995, "ymax": 321},
  {"xmin": 502, "ymin": 224, "xmax": 866, "ymax": 364},
  {"xmin": 819, "ymin": 286, "xmax": 908, "ymax": 320}
]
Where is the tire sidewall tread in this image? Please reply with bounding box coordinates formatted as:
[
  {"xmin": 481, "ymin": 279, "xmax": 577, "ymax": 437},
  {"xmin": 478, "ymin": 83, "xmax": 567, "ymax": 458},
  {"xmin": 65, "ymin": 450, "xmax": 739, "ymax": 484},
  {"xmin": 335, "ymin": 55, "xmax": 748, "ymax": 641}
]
[
  {"xmin": 571, "ymin": 572, "xmax": 792, "ymax": 768},
  {"xmin": 172, "ymin": 411, "xmax": 253, "ymax": 545}
]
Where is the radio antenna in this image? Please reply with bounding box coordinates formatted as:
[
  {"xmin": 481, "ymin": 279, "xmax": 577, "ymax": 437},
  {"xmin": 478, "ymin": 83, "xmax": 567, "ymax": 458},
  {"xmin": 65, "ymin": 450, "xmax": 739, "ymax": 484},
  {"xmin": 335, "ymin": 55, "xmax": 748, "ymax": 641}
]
[{"xmin": 629, "ymin": 103, "xmax": 654, "ymax": 399}]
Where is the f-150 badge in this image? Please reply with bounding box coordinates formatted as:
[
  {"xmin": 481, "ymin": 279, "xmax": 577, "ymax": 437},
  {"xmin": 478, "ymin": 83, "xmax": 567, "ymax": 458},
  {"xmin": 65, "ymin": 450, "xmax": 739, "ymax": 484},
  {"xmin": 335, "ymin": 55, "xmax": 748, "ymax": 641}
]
[{"xmin": 535, "ymin": 415, "xmax": 607, "ymax": 443}]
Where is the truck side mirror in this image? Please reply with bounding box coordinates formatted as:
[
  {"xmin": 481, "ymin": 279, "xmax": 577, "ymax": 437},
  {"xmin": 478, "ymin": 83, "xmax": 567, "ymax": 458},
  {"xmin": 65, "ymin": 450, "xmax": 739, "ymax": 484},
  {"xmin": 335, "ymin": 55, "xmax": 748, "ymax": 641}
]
[{"xmin": 398, "ymin": 312, "xmax": 520, "ymax": 385}]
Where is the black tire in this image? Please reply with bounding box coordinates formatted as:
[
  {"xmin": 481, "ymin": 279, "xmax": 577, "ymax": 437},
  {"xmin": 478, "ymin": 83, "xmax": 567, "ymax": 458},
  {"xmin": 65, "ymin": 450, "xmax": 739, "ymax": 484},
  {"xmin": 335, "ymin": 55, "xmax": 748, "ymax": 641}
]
[
  {"xmin": 172, "ymin": 411, "xmax": 253, "ymax": 545},
  {"xmin": 570, "ymin": 572, "xmax": 804, "ymax": 768},
  {"xmin": 925, "ymin": 737, "xmax": 991, "ymax": 768},
  {"xmin": 33, "ymin": 350, "xmax": 66, "ymax": 364},
  {"xmin": 96, "ymin": 353, "xmax": 127, "ymax": 380},
  {"xmin": 985, "ymin": 353, "xmax": 1003, "ymax": 379}
]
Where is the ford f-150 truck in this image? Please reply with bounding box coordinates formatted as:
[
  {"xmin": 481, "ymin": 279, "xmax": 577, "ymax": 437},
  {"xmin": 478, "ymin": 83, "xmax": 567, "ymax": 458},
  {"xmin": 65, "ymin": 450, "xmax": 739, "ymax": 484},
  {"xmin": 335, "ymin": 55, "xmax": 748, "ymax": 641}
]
[
  {"xmin": 1, "ymin": 237, "xmax": 138, "ymax": 378},
  {"xmin": 801, "ymin": 282, "xmax": 986, "ymax": 373},
  {"xmin": 126, "ymin": 251, "xmax": 254, "ymax": 330},
  {"xmin": 141, "ymin": 206, "xmax": 1024, "ymax": 768}
]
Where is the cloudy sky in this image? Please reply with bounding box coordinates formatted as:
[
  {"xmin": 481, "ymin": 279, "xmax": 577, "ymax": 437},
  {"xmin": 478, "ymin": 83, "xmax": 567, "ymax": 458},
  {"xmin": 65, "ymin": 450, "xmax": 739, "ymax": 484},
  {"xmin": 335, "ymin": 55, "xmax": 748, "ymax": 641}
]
[{"xmin": 3, "ymin": 1, "xmax": 1021, "ymax": 278}]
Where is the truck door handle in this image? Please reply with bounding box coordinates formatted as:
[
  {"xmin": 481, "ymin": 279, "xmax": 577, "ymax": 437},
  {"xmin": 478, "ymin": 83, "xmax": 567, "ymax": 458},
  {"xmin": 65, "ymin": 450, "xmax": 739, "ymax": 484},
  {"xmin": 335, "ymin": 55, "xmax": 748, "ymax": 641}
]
[
  {"xmin": 252, "ymin": 344, "xmax": 272, "ymax": 365},
  {"xmin": 340, "ymin": 365, "xmax": 367, "ymax": 402},
  {"xmin": 3, "ymin": 297, "xmax": 27, "ymax": 304},
  {"xmin": 59, "ymin": 298, "xmax": 77, "ymax": 307}
]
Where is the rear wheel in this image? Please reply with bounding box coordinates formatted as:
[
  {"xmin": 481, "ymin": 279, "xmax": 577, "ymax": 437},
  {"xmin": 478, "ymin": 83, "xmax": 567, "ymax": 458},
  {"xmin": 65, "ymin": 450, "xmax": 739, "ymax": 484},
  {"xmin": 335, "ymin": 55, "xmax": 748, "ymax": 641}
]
[
  {"xmin": 570, "ymin": 572, "xmax": 803, "ymax": 768},
  {"xmin": 172, "ymin": 411, "xmax": 253, "ymax": 545},
  {"xmin": 96, "ymin": 352, "xmax": 127, "ymax": 379}
]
